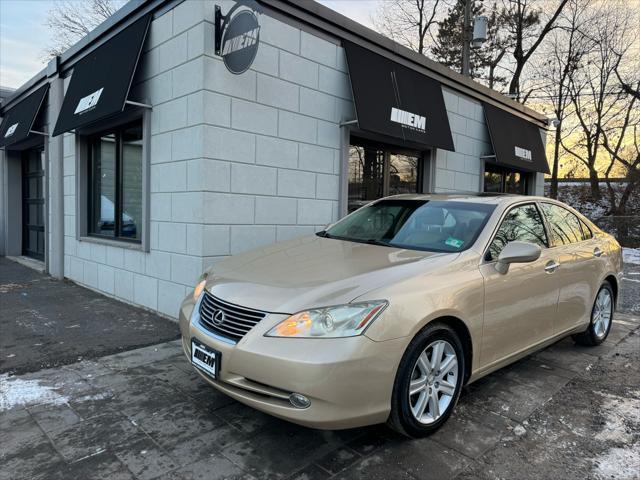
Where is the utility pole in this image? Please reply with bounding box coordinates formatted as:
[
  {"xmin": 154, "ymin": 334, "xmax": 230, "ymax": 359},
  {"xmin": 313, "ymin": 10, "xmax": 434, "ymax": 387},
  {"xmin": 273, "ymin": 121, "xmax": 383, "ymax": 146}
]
[{"xmin": 461, "ymin": 0, "xmax": 472, "ymax": 76}]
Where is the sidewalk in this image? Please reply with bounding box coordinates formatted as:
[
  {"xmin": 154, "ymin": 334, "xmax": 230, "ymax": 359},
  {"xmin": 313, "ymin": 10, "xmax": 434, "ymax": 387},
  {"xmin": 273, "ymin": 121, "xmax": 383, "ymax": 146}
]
[
  {"xmin": 0, "ymin": 257, "xmax": 179, "ymax": 375},
  {"xmin": 2, "ymin": 312, "xmax": 638, "ymax": 479}
]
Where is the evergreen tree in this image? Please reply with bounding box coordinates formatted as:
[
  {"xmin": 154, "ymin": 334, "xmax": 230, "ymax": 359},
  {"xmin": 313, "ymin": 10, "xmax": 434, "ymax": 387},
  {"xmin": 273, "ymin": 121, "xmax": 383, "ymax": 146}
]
[{"xmin": 431, "ymin": 0, "xmax": 484, "ymax": 77}]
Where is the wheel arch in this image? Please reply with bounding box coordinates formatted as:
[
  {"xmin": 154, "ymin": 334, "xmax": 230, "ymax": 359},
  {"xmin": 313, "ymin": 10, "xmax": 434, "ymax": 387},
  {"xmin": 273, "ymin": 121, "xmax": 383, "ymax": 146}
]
[
  {"xmin": 603, "ymin": 274, "xmax": 619, "ymax": 306},
  {"xmin": 426, "ymin": 316, "xmax": 474, "ymax": 385}
]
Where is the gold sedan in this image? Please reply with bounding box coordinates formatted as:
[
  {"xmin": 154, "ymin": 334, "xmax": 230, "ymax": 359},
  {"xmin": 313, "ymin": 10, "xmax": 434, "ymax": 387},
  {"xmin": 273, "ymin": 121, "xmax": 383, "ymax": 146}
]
[{"xmin": 178, "ymin": 194, "xmax": 623, "ymax": 437}]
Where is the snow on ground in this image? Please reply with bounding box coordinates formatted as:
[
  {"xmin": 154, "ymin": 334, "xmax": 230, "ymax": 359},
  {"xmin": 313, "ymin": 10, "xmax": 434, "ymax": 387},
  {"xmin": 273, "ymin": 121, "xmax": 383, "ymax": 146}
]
[
  {"xmin": 592, "ymin": 390, "xmax": 640, "ymax": 479},
  {"xmin": 623, "ymin": 248, "xmax": 640, "ymax": 265},
  {"xmin": 0, "ymin": 373, "xmax": 69, "ymax": 411}
]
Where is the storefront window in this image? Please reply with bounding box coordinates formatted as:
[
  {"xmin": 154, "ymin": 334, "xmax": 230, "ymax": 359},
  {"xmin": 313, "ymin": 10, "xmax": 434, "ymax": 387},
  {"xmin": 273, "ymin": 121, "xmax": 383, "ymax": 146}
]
[
  {"xmin": 89, "ymin": 120, "xmax": 143, "ymax": 241},
  {"xmin": 484, "ymin": 164, "xmax": 527, "ymax": 194},
  {"xmin": 348, "ymin": 138, "xmax": 423, "ymax": 212}
]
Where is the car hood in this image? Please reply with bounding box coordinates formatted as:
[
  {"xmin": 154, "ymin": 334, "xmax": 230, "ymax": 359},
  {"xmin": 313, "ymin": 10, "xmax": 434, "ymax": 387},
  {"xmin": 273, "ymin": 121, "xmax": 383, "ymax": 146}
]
[{"xmin": 204, "ymin": 235, "xmax": 457, "ymax": 313}]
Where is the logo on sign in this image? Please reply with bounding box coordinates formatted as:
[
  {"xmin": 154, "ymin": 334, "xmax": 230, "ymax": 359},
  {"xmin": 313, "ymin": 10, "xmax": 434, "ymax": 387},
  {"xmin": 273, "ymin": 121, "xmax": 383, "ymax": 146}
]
[
  {"xmin": 390, "ymin": 107, "xmax": 426, "ymax": 132},
  {"xmin": 211, "ymin": 309, "xmax": 226, "ymax": 326},
  {"xmin": 74, "ymin": 88, "xmax": 104, "ymax": 115},
  {"xmin": 215, "ymin": 1, "xmax": 260, "ymax": 75},
  {"xmin": 4, "ymin": 123, "xmax": 18, "ymax": 138},
  {"xmin": 514, "ymin": 146, "xmax": 532, "ymax": 162},
  {"xmin": 219, "ymin": 9, "xmax": 260, "ymax": 75}
]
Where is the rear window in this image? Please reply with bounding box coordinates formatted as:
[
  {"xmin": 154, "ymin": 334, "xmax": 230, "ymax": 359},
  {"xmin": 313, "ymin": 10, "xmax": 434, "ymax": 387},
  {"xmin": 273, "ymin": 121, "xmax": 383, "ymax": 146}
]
[{"xmin": 322, "ymin": 199, "xmax": 496, "ymax": 252}]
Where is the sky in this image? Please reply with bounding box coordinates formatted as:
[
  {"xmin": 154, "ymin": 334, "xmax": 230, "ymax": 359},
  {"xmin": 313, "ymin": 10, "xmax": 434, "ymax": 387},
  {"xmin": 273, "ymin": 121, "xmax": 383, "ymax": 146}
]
[{"xmin": 0, "ymin": 0, "xmax": 379, "ymax": 90}]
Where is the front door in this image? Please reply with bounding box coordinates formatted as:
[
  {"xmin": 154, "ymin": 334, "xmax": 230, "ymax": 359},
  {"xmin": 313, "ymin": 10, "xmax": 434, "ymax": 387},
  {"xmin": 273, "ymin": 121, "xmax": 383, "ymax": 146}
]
[
  {"xmin": 479, "ymin": 203, "xmax": 558, "ymax": 368},
  {"xmin": 22, "ymin": 149, "xmax": 45, "ymax": 261}
]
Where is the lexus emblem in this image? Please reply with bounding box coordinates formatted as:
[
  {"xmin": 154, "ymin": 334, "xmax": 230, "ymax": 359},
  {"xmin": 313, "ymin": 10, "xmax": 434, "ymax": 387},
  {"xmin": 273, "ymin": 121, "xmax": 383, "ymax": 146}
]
[{"xmin": 212, "ymin": 309, "xmax": 226, "ymax": 325}]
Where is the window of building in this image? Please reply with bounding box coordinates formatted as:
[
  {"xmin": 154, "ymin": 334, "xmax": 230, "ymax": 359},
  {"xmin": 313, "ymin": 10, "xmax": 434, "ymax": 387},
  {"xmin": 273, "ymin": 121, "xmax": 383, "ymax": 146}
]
[
  {"xmin": 484, "ymin": 163, "xmax": 528, "ymax": 194},
  {"xmin": 348, "ymin": 137, "xmax": 424, "ymax": 213},
  {"xmin": 540, "ymin": 203, "xmax": 586, "ymax": 246},
  {"xmin": 88, "ymin": 120, "xmax": 143, "ymax": 242},
  {"xmin": 487, "ymin": 203, "xmax": 548, "ymax": 261}
]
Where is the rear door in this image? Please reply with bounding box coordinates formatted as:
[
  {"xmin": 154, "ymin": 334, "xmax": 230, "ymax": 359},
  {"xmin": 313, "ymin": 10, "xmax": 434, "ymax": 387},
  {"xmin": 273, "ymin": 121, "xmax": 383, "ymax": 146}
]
[
  {"xmin": 539, "ymin": 202, "xmax": 600, "ymax": 334},
  {"xmin": 479, "ymin": 203, "xmax": 558, "ymax": 368}
]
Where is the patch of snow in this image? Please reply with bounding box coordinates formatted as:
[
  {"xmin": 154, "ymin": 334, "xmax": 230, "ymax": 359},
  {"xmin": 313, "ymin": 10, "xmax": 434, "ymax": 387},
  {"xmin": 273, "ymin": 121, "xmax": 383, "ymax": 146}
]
[
  {"xmin": 594, "ymin": 391, "xmax": 640, "ymax": 443},
  {"xmin": 592, "ymin": 390, "xmax": 640, "ymax": 479},
  {"xmin": 623, "ymin": 248, "xmax": 640, "ymax": 265},
  {"xmin": 0, "ymin": 374, "xmax": 69, "ymax": 411},
  {"xmin": 595, "ymin": 446, "xmax": 640, "ymax": 479}
]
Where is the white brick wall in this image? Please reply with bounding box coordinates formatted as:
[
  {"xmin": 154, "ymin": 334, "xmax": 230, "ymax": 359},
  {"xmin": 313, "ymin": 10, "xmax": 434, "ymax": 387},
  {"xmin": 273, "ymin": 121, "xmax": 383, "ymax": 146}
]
[{"xmin": 434, "ymin": 87, "xmax": 492, "ymax": 193}]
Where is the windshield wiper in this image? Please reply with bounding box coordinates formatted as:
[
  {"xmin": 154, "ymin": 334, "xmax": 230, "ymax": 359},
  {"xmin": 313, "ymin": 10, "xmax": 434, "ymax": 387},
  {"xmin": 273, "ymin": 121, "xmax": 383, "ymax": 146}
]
[{"xmin": 316, "ymin": 230, "xmax": 332, "ymax": 238}]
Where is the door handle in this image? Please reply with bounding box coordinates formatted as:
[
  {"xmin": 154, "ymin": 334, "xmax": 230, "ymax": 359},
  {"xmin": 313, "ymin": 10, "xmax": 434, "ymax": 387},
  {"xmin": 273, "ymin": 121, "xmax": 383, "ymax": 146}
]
[
  {"xmin": 545, "ymin": 261, "xmax": 560, "ymax": 273},
  {"xmin": 593, "ymin": 247, "xmax": 603, "ymax": 257}
]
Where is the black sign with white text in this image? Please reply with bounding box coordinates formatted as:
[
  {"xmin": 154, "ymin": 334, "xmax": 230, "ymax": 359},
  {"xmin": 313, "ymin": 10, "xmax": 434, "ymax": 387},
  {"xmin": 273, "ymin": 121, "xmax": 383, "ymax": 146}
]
[
  {"xmin": 484, "ymin": 102, "xmax": 549, "ymax": 174},
  {"xmin": 343, "ymin": 40, "xmax": 454, "ymax": 151}
]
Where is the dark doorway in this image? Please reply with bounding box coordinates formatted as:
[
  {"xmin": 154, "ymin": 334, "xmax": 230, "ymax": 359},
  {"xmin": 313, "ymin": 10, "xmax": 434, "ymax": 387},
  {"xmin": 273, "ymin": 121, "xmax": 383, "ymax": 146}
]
[{"xmin": 22, "ymin": 148, "xmax": 45, "ymax": 261}]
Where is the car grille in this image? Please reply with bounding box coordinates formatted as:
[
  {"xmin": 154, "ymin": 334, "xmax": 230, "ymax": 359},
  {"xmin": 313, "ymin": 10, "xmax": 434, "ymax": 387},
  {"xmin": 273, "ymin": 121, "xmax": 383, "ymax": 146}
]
[{"xmin": 199, "ymin": 291, "xmax": 267, "ymax": 342}]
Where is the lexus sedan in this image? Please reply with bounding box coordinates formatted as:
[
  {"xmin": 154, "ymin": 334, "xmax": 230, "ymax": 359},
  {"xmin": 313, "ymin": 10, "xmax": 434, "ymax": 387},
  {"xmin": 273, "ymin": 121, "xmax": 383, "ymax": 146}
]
[{"xmin": 178, "ymin": 194, "xmax": 623, "ymax": 437}]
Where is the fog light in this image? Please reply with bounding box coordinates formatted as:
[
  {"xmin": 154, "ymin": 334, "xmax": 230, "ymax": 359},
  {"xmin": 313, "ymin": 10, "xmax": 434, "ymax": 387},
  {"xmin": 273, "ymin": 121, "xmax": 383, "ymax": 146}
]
[{"xmin": 289, "ymin": 393, "xmax": 311, "ymax": 409}]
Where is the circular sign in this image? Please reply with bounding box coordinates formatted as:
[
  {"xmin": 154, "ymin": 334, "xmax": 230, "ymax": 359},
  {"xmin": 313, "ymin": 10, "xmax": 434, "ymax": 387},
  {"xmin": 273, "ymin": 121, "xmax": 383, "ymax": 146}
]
[{"xmin": 221, "ymin": 10, "xmax": 260, "ymax": 75}]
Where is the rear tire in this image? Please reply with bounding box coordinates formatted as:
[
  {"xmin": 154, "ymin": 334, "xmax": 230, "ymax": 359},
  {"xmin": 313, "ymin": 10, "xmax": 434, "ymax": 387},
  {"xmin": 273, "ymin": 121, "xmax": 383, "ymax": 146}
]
[
  {"xmin": 572, "ymin": 281, "xmax": 614, "ymax": 346},
  {"xmin": 387, "ymin": 323, "xmax": 465, "ymax": 438}
]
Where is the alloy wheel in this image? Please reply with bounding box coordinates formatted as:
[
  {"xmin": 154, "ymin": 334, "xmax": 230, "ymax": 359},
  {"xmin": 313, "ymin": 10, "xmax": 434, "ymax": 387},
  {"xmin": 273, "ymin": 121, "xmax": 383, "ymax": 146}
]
[
  {"xmin": 408, "ymin": 340, "xmax": 459, "ymax": 424},
  {"xmin": 593, "ymin": 288, "xmax": 613, "ymax": 339}
]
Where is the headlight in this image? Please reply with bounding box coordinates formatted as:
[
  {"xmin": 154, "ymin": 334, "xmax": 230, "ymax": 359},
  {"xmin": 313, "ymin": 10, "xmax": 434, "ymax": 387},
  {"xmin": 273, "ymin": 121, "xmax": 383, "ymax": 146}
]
[
  {"xmin": 266, "ymin": 301, "xmax": 388, "ymax": 338},
  {"xmin": 192, "ymin": 273, "xmax": 208, "ymax": 301}
]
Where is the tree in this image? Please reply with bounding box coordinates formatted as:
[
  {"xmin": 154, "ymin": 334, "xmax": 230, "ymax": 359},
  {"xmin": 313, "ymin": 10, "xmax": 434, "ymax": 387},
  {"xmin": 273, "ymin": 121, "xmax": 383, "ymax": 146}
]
[
  {"xmin": 499, "ymin": 0, "xmax": 570, "ymax": 100},
  {"xmin": 600, "ymin": 84, "xmax": 639, "ymax": 215},
  {"xmin": 533, "ymin": 0, "xmax": 593, "ymax": 198},
  {"xmin": 432, "ymin": 0, "xmax": 484, "ymax": 75},
  {"xmin": 44, "ymin": 0, "xmax": 125, "ymax": 58},
  {"xmin": 373, "ymin": 0, "xmax": 444, "ymax": 55},
  {"xmin": 561, "ymin": 4, "xmax": 634, "ymax": 200}
]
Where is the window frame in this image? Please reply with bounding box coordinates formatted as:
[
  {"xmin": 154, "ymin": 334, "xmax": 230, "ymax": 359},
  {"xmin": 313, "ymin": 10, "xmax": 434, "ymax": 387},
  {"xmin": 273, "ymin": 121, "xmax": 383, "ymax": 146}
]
[
  {"xmin": 75, "ymin": 107, "xmax": 150, "ymax": 251},
  {"xmin": 483, "ymin": 201, "xmax": 549, "ymax": 263}
]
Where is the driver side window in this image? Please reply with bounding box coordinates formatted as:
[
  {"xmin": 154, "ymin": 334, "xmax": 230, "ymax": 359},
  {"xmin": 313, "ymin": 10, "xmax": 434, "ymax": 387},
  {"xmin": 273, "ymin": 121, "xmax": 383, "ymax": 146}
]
[{"xmin": 487, "ymin": 204, "xmax": 548, "ymax": 261}]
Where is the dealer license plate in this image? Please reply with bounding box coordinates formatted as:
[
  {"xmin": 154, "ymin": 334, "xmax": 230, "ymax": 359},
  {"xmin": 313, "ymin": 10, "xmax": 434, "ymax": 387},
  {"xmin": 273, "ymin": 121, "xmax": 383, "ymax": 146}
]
[{"xmin": 191, "ymin": 340, "xmax": 218, "ymax": 378}]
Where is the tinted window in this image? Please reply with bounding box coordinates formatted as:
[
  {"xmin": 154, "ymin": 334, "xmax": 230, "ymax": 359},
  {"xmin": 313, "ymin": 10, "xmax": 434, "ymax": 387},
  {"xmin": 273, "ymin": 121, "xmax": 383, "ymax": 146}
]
[
  {"xmin": 488, "ymin": 204, "xmax": 548, "ymax": 261},
  {"xmin": 540, "ymin": 203, "xmax": 584, "ymax": 246},
  {"xmin": 323, "ymin": 200, "xmax": 495, "ymax": 252},
  {"xmin": 89, "ymin": 120, "xmax": 143, "ymax": 241}
]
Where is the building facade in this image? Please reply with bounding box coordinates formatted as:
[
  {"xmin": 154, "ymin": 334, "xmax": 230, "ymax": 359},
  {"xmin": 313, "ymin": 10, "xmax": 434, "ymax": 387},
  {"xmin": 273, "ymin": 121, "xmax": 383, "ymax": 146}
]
[{"xmin": 0, "ymin": 0, "xmax": 550, "ymax": 319}]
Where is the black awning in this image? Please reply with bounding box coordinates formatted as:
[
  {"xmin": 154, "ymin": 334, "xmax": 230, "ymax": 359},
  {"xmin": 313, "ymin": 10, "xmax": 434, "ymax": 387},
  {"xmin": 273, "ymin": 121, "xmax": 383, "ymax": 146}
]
[
  {"xmin": 343, "ymin": 41, "xmax": 454, "ymax": 151},
  {"xmin": 0, "ymin": 85, "xmax": 48, "ymax": 148},
  {"xmin": 484, "ymin": 102, "xmax": 549, "ymax": 174},
  {"xmin": 52, "ymin": 14, "xmax": 151, "ymax": 137}
]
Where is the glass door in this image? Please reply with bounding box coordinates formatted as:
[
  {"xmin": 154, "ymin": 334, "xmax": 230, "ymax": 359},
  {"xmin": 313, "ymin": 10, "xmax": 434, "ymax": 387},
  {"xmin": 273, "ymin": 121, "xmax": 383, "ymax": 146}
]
[
  {"xmin": 22, "ymin": 148, "xmax": 45, "ymax": 260},
  {"xmin": 348, "ymin": 138, "xmax": 424, "ymax": 213}
]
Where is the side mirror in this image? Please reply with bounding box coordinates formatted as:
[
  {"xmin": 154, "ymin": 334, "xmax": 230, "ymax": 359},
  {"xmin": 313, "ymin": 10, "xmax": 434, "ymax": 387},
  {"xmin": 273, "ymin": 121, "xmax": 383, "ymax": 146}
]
[{"xmin": 495, "ymin": 241, "xmax": 542, "ymax": 274}]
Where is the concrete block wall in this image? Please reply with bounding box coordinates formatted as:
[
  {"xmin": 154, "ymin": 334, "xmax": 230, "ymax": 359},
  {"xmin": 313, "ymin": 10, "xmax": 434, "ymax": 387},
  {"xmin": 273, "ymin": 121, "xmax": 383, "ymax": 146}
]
[
  {"xmin": 61, "ymin": 0, "xmax": 353, "ymax": 319},
  {"xmin": 434, "ymin": 87, "xmax": 492, "ymax": 193}
]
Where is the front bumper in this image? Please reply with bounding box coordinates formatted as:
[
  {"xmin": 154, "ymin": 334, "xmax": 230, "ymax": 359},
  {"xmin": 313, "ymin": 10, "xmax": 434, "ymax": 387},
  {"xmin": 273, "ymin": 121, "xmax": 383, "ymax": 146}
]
[{"xmin": 178, "ymin": 296, "xmax": 405, "ymax": 430}]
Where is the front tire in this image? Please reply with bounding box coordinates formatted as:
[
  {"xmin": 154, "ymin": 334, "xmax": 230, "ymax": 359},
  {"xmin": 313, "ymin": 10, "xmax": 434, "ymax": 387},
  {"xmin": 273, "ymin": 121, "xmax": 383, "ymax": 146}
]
[
  {"xmin": 573, "ymin": 281, "xmax": 614, "ymax": 346},
  {"xmin": 388, "ymin": 323, "xmax": 465, "ymax": 437}
]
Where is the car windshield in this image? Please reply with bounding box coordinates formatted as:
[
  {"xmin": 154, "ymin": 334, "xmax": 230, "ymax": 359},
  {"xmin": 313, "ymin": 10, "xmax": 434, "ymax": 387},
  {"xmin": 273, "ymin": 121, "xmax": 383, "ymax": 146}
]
[{"xmin": 321, "ymin": 199, "xmax": 496, "ymax": 252}]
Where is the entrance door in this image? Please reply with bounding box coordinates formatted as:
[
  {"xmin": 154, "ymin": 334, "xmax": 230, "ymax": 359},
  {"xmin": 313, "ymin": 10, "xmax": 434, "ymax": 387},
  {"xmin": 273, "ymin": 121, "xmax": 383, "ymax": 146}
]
[{"xmin": 22, "ymin": 149, "xmax": 45, "ymax": 260}]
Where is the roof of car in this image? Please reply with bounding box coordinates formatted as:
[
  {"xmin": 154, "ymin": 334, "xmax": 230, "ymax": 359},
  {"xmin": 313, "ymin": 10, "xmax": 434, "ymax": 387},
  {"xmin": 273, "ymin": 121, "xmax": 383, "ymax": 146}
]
[{"xmin": 384, "ymin": 193, "xmax": 552, "ymax": 205}]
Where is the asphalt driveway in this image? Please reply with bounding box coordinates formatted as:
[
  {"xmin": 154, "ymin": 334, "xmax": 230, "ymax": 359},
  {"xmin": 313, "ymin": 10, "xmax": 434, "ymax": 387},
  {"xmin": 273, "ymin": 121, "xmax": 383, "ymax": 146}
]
[
  {"xmin": 1, "ymin": 317, "xmax": 638, "ymax": 479},
  {"xmin": 0, "ymin": 257, "xmax": 179, "ymax": 375}
]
